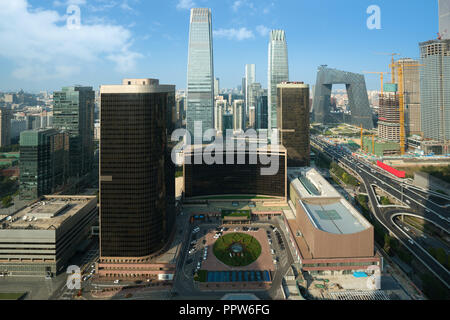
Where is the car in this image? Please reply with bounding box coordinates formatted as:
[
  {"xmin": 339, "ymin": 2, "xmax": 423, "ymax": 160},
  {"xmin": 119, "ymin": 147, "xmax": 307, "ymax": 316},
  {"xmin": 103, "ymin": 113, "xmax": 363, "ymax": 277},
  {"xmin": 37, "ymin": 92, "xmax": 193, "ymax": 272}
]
[
  {"xmin": 273, "ymin": 259, "xmax": 277, "ymax": 265},
  {"xmin": 190, "ymin": 240, "xmax": 197, "ymax": 245},
  {"xmin": 273, "ymin": 227, "xmax": 278, "ymax": 233},
  {"xmin": 234, "ymin": 227, "xmax": 239, "ymax": 231},
  {"xmin": 197, "ymin": 262, "xmax": 201, "ymax": 269},
  {"xmin": 114, "ymin": 279, "xmax": 120, "ymax": 284},
  {"xmin": 188, "ymin": 249, "xmax": 195, "ymax": 255},
  {"xmin": 270, "ymin": 225, "xmax": 275, "ymax": 230},
  {"xmin": 271, "ymin": 249, "xmax": 275, "ymax": 255},
  {"xmin": 404, "ymin": 227, "xmax": 410, "ymax": 232},
  {"xmin": 223, "ymin": 227, "xmax": 229, "ymax": 231},
  {"xmin": 213, "ymin": 234, "xmax": 220, "ymax": 239},
  {"xmin": 408, "ymin": 239, "xmax": 414, "ymax": 245},
  {"xmin": 82, "ymin": 276, "xmax": 87, "ymax": 281}
]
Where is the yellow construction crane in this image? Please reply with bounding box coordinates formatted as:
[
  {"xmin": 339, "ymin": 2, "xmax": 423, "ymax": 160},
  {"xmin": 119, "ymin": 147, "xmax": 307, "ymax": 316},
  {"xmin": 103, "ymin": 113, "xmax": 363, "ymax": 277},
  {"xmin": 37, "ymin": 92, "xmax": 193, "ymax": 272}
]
[
  {"xmin": 363, "ymin": 71, "xmax": 391, "ymax": 93},
  {"xmin": 375, "ymin": 52, "xmax": 400, "ymax": 82},
  {"xmin": 397, "ymin": 62, "xmax": 424, "ymax": 155}
]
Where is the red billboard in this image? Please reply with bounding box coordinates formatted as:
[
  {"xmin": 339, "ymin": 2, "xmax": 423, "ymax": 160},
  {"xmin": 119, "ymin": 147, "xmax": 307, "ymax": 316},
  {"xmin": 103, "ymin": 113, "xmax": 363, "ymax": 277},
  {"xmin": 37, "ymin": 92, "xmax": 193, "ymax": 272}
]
[{"xmin": 376, "ymin": 161, "xmax": 406, "ymax": 178}]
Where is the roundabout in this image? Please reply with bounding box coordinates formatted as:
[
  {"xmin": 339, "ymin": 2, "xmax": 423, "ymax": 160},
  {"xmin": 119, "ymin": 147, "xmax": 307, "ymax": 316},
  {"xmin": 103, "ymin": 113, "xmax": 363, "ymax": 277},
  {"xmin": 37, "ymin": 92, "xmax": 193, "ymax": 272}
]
[{"xmin": 213, "ymin": 233, "xmax": 262, "ymax": 267}]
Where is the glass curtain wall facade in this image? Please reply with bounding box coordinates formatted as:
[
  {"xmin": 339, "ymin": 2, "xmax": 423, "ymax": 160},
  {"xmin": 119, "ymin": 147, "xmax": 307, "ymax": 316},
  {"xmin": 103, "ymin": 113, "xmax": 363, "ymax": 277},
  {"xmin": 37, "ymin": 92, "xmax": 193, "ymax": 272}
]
[
  {"xmin": 186, "ymin": 8, "xmax": 215, "ymax": 143},
  {"xmin": 99, "ymin": 79, "xmax": 175, "ymax": 258},
  {"xmin": 53, "ymin": 86, "xmax": 95, "ymax": 178},
  {"xmin": 245, "ymin": 64, "xmax": 256, "ymax": 117},
  {"xmin": 19, "ymin": 129, "xmax": 69, "ymax": 200},
  {"xmin": 184, "ymin": 148, "xmax": 286, "ymax": 198},
  {"xmin": 233, "ymin": 99, "xmax": 245, "ymax": 132},
  {"xmin": 393, "ymin": 59, "xmax": 421, "ymax": 136},
  {"xmin": 440, "ymin": 0, "xmax": 450, "ymax": 40},
  {"xmin": 420, "ymin": 39, "xmax": 450, "ymax": 142},
  {"xmin": 277, "ymin": 82, "xmax": 310, "ymax": 167},
  {"xmin": 268, "ymin": 30, "xmax": 289, "ymax": 130}
]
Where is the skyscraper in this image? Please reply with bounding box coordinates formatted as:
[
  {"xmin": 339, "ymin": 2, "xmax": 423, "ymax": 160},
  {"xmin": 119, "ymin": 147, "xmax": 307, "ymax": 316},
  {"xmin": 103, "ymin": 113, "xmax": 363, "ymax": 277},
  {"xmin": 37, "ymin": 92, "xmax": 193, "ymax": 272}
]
[
  {"xmin": 268, "ymin": 30, "xmax": 289, "ymax": 130},
  {"xmin": 214, "ymin": 77, "xmax": 220, "ymax": 97},
  {"xmin": 186, "ymin": 8, "xmax": 214, "ymax": 143},
  {"xmin": 233, "ymin": 99, "xmax": 245, "ymax": 132},
  {"xmin": 19, "ymin": 129, "xmax": 69, "ymax": 200},
  {"xmin": 419, "ymin": 39, "xmax": 450, "ymax": 143},
  {"xmin": 440, "ymin": 0, "xmax": 450, "ymax": 40},
  {"xmin": 214, "ymin": 98, "xmax": 226, "ymax": 134},
  {"xmin": 0, "ymin": 107, "xmax": 11, "ymax": 147},
  {"xmin": 245, "ymin": 64, "xmax": 256, "ymax": 116},
  {"xmin": 53, "ymin": 86, "xmax": 95, "ymax": 178},
  {"xmin": 393, "ymin": 58, "xmax": 421, "ymax": 136},
  {"xmin": 378, "ymin": 85, "xmax": 401, "ymax": 142},
  {"xmin": 277, "ymin": 82, "xmax": 310, "ymax": 167},
  {"xmin": 99, "ymin": 78, "xmax": 175, "ymax": 259}
]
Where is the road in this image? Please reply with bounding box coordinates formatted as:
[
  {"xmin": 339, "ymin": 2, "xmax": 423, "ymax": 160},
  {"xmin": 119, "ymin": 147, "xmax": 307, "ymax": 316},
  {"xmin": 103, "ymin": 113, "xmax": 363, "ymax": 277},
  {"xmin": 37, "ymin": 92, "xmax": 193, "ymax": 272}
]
[{"xmin": 311, "ymin": 135, "xmax": 450, "ymax": 289}]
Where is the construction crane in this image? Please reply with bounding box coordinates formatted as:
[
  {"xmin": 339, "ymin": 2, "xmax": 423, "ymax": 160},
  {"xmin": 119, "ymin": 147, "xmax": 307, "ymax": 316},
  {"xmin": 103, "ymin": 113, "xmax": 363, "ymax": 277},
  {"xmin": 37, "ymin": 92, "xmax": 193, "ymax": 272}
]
[
  {"xmin": 363, "ymin": 71, "xmax": 391, "ymax": 93},
  {"xmin": 360, "ymin": 124, "xmax": 376, "ymax": 155},
  {"xmin": 397, "ymin": 62, "xmax": 424, "ymax": 155},
  {"xmin": 375, "ymin": 53, "xmax": 400, "ymax": 82}
]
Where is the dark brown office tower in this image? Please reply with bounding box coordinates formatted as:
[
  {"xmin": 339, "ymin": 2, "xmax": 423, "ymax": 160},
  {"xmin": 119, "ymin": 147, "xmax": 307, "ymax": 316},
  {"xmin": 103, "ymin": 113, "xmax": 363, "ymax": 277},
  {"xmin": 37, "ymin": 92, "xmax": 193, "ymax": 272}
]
[
  {"xmin": 99, "ymin": 79, "xmax": 175, "ymax": 259},
  {"xmin": 277, "ymin": 82, "xmax": 310, "ymax": 167}
]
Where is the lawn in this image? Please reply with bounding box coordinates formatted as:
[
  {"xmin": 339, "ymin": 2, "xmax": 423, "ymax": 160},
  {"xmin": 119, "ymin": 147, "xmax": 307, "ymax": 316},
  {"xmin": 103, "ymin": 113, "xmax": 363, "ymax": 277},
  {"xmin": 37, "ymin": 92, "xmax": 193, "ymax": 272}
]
[
  {"xmin": 221, "ymin": 210, "xmax": 251, "ymax": 219},
  {"xmin": 213, "ymin": 233, "xmax": 262, "ymax": 267},
  {"xmin": 0, "ymin": 292, "xmax": 26, "ymax": 300}
]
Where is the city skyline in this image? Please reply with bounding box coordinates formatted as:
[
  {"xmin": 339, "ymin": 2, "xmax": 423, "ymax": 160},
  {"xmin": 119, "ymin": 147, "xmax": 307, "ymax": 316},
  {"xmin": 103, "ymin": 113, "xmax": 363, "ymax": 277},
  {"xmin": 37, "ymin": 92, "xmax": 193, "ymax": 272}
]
[{"xmin": 0, "ymin": 0, "xmax": 441, "ymax": 93}]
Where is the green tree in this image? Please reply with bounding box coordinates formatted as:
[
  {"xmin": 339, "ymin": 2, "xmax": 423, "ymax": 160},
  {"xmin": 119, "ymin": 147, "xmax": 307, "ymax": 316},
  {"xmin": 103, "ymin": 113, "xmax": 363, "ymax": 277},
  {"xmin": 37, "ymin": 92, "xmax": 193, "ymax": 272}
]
[{"xmin": 2, "ymin": 195, "xmax": 12, "ymax": 208}]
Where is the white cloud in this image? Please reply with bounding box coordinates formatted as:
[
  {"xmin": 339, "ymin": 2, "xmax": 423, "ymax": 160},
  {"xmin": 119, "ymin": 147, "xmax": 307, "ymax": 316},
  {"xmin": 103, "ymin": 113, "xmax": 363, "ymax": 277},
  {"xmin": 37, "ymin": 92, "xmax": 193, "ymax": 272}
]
[
  {"xmin": 213, "ymin": 27, "xmax": 254, "ymax": 41},
  {"xmin": 176, "ymin": 0, "xmax": 196, "ymax": 10},
  {"xmin": 232, "ymin": 0, "xmax": 254, "ymax": 12},
  {"xmin": 232, "ymin": 1, "xmax": 243, "ymax": 11},
  {"xmin": 0, "ymin": 0, "xmax": 142, "ymax": 80},
  {"xmin": 256, "ymin": 25, "xmax": 270, "ymax": 37}
]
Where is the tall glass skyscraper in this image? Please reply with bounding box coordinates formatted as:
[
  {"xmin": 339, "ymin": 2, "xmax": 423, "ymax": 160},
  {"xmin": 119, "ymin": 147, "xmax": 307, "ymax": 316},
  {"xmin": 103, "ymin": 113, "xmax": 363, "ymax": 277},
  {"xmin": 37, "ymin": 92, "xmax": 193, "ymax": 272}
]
[
  {"xmin": 53, "ymin": 86, "xmax": 94, "ymax": 178},
  {"xmin": 186, "ymin": 8, "xmax": 214, "ymax": 143},
  {"xmin": 439, "ymin": 0, "xmax": 450, "ymax": 40},
  {"xmin": 268, "ymin": 30, "xmax": 289, "ymax": 130},
  {"xmin": 245, "ymin": 64, "xmax": 256, "ymax": 117},
  {"xmin": 419, "ymin": 39, "xmax": 450, "ymax": 143}
]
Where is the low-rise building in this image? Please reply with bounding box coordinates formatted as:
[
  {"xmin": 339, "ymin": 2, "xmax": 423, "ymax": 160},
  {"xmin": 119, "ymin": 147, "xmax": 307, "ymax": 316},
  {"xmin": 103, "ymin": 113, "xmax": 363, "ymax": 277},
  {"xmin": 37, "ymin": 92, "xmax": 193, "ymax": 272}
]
[
  {"xmin": 0, "ymin": 195, "xmax": 98, "ymax": 276},
  {"xmin": 284, "ymin": 167, "xmax": 381, "ymax": 276}
]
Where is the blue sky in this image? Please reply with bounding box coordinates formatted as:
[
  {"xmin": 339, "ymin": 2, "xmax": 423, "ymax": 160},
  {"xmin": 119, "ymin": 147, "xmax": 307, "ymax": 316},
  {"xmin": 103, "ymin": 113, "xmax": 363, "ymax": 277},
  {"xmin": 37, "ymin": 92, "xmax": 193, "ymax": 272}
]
[{"xmin": 0, "ymin": 0, "xmax": 439, "ymax": 92}]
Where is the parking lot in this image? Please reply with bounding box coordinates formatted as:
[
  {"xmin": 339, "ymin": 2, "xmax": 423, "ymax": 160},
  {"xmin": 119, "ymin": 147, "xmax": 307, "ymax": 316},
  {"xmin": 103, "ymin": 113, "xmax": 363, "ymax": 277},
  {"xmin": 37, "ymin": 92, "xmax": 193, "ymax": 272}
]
[{"xmin": 183, "ymin": 221, "xmax": 290, "ymax": 279}]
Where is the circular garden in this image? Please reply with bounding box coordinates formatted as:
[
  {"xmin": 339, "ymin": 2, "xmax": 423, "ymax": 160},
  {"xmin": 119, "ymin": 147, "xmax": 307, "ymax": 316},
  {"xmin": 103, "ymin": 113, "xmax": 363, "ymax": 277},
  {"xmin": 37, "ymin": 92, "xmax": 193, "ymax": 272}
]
[{"xmin": 213, "ymin": 233, "xmax": 262, "ymax": 267}]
